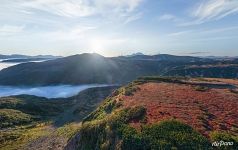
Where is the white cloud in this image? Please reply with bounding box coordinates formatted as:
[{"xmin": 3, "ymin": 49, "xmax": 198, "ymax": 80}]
[
  {"xmin": 166, "ymin": 25, "xmax": 238, "ymax": 37},
  {"xmin": 30, "ymin": 25, "xmax": 97, "ymax": 42},
  {"xmin": 200, "ymin": 26, "xmax": 238, "ymax": 34},
  {"xmin": 166, "ymin": 30, "xmax": 192, "ymax": 37},
  {"xmin": 123, "ymin": 12, "xmax": 142, "ymax": 24},
  {"xmin": 193, "ymin": 0, "xmax": 238, "ymax": 20},
  {"xmin": 191, "ymin": 35, "xmax": 238, "ymax": 42},
  {"xmin": 94, "ymin": 0, "xmax": 143, "ymax": 13},
  {"xmin": 159, "ymin": 14, "xmax": 178, "ymax": 21},
  {"xmin": 0, "ymin": 0, "xmax": 143, "ymax": 33},
  {"xmin": 0, "ymin": 25, "xmax": 24, "ymax": 36},
  {"xmin": 181, "ymin": 0, "xmax": 238, "ymax": 26},
  {"xmin": 21, "ymin": 0, "xmax": 95, "ymax": 18},
  {"xmin": 4, "ymin": 0, "xmax": 143, "ymax": 18},
  {"xmin": 70, "ymin": 25, "xmax": 97, "ymax": 35}
]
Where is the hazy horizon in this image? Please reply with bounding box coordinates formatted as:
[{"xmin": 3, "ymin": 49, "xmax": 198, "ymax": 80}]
[{"xmin": 1, "ymin": 51, "xmax": 238, "ymax": 58}]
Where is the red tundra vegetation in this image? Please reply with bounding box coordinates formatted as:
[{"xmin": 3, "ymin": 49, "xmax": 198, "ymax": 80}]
[{"xmin": 119, "ymin": 78, "xmax": 238, "ymax": 137}]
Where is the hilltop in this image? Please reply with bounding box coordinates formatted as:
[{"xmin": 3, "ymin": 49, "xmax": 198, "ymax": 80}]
[{"xmin": 66, "ymin": 77, "xmax": 238, "ymax": 149}]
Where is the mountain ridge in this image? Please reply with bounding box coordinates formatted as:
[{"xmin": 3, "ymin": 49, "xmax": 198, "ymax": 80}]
[{"xmin": 0, "ymin": 53, "xmax": 237, "ymax": 86}]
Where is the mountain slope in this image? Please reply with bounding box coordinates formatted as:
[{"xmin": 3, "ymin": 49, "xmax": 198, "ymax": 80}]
[
  {"xmin": 0, "ymin": 53, "xmax": 214, "ymax": 86},
  {"xmin": 0, "ymin": 53, "xmax": 162, "ymax": 85},
  {"xmin": 66, "ymin": 77, "xmax": 238, "ymax": 149},
  {"xmin": 164, "ymin": 65, "xmax": 238, "ymax": 78},
  {"xmin": 119, "ymin": 54, "xmax": 208, "ymax": 62},
  {"xmin": 0, "ymin": 86, "xmax": 117, "ymax": 150}
]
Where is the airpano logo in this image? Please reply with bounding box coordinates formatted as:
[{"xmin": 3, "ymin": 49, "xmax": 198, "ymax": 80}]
[{"xmin": 212, "ymin": 141, "xmax": 233, "ymax": 147}]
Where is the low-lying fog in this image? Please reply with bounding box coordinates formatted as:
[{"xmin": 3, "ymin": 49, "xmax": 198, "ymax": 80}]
[
  {"xmin": 0, "ymin": 84, "xmax": 112, "ymax": 98},
  {"xmin": 0, "ymin": 62, "xmax": 19, "ymax": 70},
  {"xmin": 0, "ymin": 58, "xmax": 50, "ymax": 70}
]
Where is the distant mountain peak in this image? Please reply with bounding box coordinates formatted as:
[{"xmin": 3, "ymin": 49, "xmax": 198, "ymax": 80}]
[{"xmin": 126, "ymin": 52, "xmax": 145, "ymax": 57}]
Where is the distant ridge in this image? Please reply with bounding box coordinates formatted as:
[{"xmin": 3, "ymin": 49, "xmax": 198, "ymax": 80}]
[
  {"xmin": 125, "ymin": 52, "xmax": 145, "ymax": 57},
  {"xmin": 0, "ymin": 54, "xmax": 61, "ymax": 60},
  {"xmin": 119, "ymin": 53, "xmax": 207, "ymax": 62},
  {"xmin": 0, "ymin": 53, "xmax": 237, "ymax": 85}
]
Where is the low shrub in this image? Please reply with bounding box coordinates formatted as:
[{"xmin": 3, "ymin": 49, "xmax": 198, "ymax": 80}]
[
  {"xmin": 0, "ymin": 109, "xmax": 33, "ymax": 128},
  {"xmin": 141, "ymin": 120, "xmax": 211, "ymax": 150},
  {"xmin": 72, "ymin": 107, "xmax": 211, "ymax": 150},
  {"xmin": 83, "ymin": 97, "xmax": 118, "ymax": 122},
  {"xmin": 120, "ymin": 125, "xmax": 144, "ymax": 150},
  {"xmin": 123, "ymin": 83, "xmax": 140, "ymax": 96}
]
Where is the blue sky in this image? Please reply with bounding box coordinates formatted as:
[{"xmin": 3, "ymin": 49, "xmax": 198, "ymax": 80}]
[{"xmin": 0, "ymin": 0, "xmax": 238, "ymax": 56}]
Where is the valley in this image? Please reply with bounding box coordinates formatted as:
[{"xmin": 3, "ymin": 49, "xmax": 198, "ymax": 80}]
[
  {"xmin": 0, "ymin": 86, "xmax": 117, "ymax": 150},
  {"xmin": 0, "ymin": 54, "xmax": 238, "ymax": 150},
  {"xmin": 0, "ymin": 84, "xmax": 114, "ymax": 98}
]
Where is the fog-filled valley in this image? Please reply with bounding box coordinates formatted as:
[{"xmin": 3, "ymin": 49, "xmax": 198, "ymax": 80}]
[{"xmin": 0, "ymin": 84, "xmax": 113, "ymax": 98}]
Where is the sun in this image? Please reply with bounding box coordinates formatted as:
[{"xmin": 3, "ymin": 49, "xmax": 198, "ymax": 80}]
[{"xmin": 89, "ymin": 37, "xmax": 106, "ymax": 55}]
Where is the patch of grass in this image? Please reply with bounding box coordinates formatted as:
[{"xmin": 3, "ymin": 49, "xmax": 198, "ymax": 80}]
[
  {"xmin": 136, "ymin": 76, "xmax": 187, "ymax": 84},
  {"xmin": 71, "ymin": 106, "xmax": 210, "ymax": 150},
  {"xmin": 0, "ymin": 109, "xmax": 33, "ymax": 128},
  {"xmin": 56, "ymin": 123, "xmax": 81, "ymax": 139},
  {"xmin": 114, "ymin": 82, "xmax": 140, "ymax": 96},
  {"xmin": 76, "ymin": 106, "xmax": 147, "ymax": 150},
  {"xmin": 123, "ymin": 83, "xmax": 140, "ymax": 96},
  {"xmin": 0, "ymin": 96, "xmax": 67, "ymax": 117},
  {"xmin": 194, "ymin": 78, "xmax": 210, "ymax": 82},
  {"xmin": 83, "ymin": 97, "xmax": 119, "ymax": 122},
  {"xmin": 0, "ymin": 130, "xmax": 22, "ymax": 145},
  {"xmin": 195, "ymin": 86, "xmax": 209, "ymax": 92},
  {"xmin": 0, "ymin": 125, "xmax": 51, "ymax": 150},
  {"xmin": 140, "ymin": 120, "xmax": 211, "ymax": 150},
  {"xmin": 119, "ymin": 120, "xmax": 211, "ymax": 150},
  {"xmin": 83, "ymin": 83, "xmax": 143, "ymax": 123},
  {"xmin": 73, "ymin": 107, "xmax": 90, "ymax": 115},
  {"xmin": 119, "ymin": 125, "xmax": 143, "ymax": 149},
  {"xmin": 125, "ymin": 106, "xmax": 146, "ymax": 122}
]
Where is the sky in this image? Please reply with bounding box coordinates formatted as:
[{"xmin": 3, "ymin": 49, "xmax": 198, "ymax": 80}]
[{"xmin": 0, "ymin": 0, "xmax": 238, "ymax": 57}]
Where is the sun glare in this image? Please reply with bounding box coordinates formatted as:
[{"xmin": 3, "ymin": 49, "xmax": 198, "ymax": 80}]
[{"xmin": 89, "ymin": 37, "xmax": 106, "ymax": 55}]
